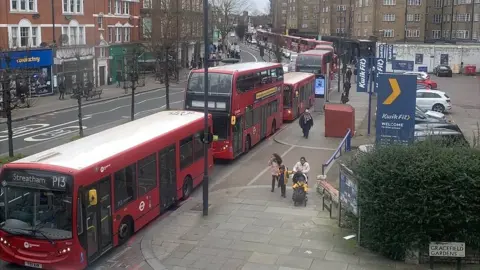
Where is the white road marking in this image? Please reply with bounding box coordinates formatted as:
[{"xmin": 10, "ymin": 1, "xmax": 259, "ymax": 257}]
[
  {"xmin": 242, "ymin": 48, "xmax": 258, "ymax": 62},
  {"xmin": 0, "ymin": 116, "xmax": 92, "ymax": 142},
  {"xmin": 122, "ymin": 100, "xmax": 185, "ymax": 118},
  {"xmin": 0, "ymin": 124, "xmax": 50, "ymax": 139},
  {"xmin": 86, "ymin": 91, "xmax": 185, "ymax": 117},
  {"xmin": 247, "ymin": 145, "xmax": 296, "ymax": 186},
  {"xmin": 24, "ymin": 126, "xmax": 87, "ymax": 142}
]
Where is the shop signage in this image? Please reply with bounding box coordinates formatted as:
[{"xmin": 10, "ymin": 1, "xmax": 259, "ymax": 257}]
[{"xmin": 0, "ymin": 49, "xmax": 53, "ymax": 69}]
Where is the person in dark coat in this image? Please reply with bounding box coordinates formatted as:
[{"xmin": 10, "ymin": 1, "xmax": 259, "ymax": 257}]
[
  {"xmin": 278, "ymin": 165, "xmax": 287, "ymax": 198},
  {"xmin": 299, "ymin": 109, "xmax": 314, "ymax": 139},
  {"xmin": 58, "ymin": 79, "xmax": 66, "ymax": 100},
  {"xmin": 343, "ymin": 80, "xmax": 351, "ymax": 98},
  {"xmin": 345, "ymin": 67, "xmax": 352, "ymax": 82}
]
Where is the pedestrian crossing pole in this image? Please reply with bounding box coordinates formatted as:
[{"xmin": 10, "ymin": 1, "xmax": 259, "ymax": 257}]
[{"xmin": 202, "ymin": 0, "xmax": 210, "ymax": 216}]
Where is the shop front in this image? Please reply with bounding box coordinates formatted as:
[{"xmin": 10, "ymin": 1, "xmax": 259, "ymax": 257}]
[
  {"xmin": 55, "ymin": 47, "xmax": 94, "ymax": 94},
  {"xmin": 0, "ymin": 48, "xmax": 54, "ymax": 96}
]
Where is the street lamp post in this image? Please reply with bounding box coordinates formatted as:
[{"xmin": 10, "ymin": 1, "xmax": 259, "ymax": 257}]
[{"xmin": 202, "ymin": 0, "xmax": 210, "ymax": 216}]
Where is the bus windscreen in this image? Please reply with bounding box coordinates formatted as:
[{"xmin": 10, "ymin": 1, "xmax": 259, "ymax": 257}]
[
  {"xmin": 296, "ymin": 55, "xmax": 322, "ymax": 67},
  {"xmin": 187, "ymin": 73, "xmax": 233, "ymax": 95}
]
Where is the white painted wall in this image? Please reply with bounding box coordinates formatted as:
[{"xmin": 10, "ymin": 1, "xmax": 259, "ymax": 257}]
[{"xmin": 377, "ymin": 43, "xmax": 480, "ymax": 73}]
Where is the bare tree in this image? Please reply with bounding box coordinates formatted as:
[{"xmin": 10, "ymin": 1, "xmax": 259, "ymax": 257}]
[
  {"xmin": 210, "ymin": 0, "xmax": 251, "ymax": 47},
  {"xmin": 271, "ymin": 29, "xmax": 285, "ymax": 63},
  {"xmin": 58, "ymin": 45, "xmax": 93, "ymax": 138},
  {"xmin": 145, "ymin": 0, "xmax": 187, "ymax": 110}
]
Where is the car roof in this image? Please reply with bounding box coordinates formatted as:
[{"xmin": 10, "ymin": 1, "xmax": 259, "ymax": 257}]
[
  {"xmin": 417, "ymin": 89, "xmax": 445, "ymax": 94},
  {"xmin": 13, "ymin": 110, "xmax": 205, "ymax": 170},
  {"xmin": 415, "ymin": 128, "xmax": 463, "ymax": 136}
]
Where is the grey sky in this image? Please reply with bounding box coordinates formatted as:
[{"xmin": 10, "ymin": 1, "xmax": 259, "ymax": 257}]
[{"xmin": 252, "ymin": 0, "xmax": 269, "ymax": 14}]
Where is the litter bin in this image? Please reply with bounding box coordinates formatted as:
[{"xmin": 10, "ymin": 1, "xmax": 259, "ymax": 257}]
[{"xmin": 464, "ymin": 65, "xmax": 476, "ymax": 76}]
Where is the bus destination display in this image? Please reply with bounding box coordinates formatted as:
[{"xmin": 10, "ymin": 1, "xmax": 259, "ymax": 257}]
[{"xmin": 2, "ymin": 169, "xmax": 72, "ymax": 191}]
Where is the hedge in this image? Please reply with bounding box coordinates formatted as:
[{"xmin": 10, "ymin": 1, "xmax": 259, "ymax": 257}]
[
  {"xmin": 352, "ymin": 140, "xmax": 480, "ymax": 260},
  {"xmin": 0, "ymin": 154, "xmax": 25, "ymax": 166}
]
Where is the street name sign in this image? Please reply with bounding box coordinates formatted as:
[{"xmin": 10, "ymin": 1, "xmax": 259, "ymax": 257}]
[
  {"xmin": 375, "ymin": 73, "xmax": 416, "ymax": 145},
  {"xmin": 429, "ymin": 242, "xmax": 465, "ymax": 257}
]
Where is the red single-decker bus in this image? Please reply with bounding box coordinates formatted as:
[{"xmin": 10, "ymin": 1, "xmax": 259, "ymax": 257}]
[
  {"xmin": 0, "ymin": 111, "xmax": 213, "ymax": 269},
  {"xmin": 282, "ymin": 72, "xmax": 316, "ymax": 121},
  {"xmin": 185, "ymin": 62, "xmax": 284, "ymax": 160}
]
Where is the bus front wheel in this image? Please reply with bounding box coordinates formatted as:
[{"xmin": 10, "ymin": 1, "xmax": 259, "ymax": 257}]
[
  {"xmin": 182, "ymin": 176, "xmax": 193, "ymax": 199},
  {"xmin": 118, "ymin": 216, "xmax": 133, "ymax": 245}
]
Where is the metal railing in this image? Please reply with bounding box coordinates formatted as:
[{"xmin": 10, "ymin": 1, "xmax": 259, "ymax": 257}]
[{"xmin": 321, "ymin": 128, "xmax": 352, "ymax": 176}]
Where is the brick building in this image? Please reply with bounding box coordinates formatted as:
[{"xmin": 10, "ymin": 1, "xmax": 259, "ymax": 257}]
[{"xmin": 0, "ymin": 0, "xmax": 142, "ymax": 89}]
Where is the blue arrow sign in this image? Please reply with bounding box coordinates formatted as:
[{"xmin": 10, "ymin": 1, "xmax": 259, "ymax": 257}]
[{"xmin": 375, "ymin": 73, "xmax": 417, "ymax": 145}]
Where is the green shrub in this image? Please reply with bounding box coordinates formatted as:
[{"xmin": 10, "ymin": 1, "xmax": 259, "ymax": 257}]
[
  {"xmin": 0, "ymin": 154, "xmax": 25, "ymax": 165},
  {"xmin": 353, "ymin": 140, "xmax": 480, "ymax": 260}
]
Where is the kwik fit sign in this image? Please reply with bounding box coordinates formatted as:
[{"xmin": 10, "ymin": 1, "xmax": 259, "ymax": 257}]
[
  {"xmin": 356, "ymin": 57, "xmax": 369, "ymax": 92},
  {"xmin": 374, "ymin": 58, "xmax": 386, "ymax": 92}
]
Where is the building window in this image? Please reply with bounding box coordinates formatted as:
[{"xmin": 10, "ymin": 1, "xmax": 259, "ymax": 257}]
[
  {"xmin": 61, "ymin": 22, "xmax": 86, "ymax": 45},
  {"xmin": 475, "ymin": 13, "xmax": 480, "ymax": 22},
  {"xmin": 336, "ymin": 5, "xmax": 347, "ymax": 11},
  {"xmin": 432, "ymin": 30, "xmax": 441, "ymax": 39},
  {"xmin": 406, "ymin": 29, "xmax": 420, "ymax": 37},
  {"xmin": 108, "ymin": 27, "xmax": 114, "ymax": 42},
  {"xmin": 63, "ymin": 0, "xmax": 83, "ymax": 13},
  {"xmin": 98, "ymin": 16, "xmax": 103, "ymax": 29},
  {"xmin": 116, "ymin": 27, "xmax": 122, "ymax": 42},
  {"xmin": 455, "ymin": 30, "xmax": 469, "ymax": 39},
  {"xmin": 414, "ymin": 14, "xmax": 421, "ymax": 21},
  {"xmin": 124, "ymin": 27, "xmax": 131, "ymax": 42},
  {"xmin": 364, "ymin": 15, "xmax": 369, "ymax": 21},
  {"xmin": 433, "ymin": 14, "xmax": 442, "ymax": 23},
  {"xmin": 115, "ymin": 0, "xmax": 121, "ymax": 14},
  {"xmin": 10, "ymin": 0, "xmax": 37, "ymax": 12},
  {"xmin": 443, "ymin": 14, "xmax": 451, "ymax": 22},
  {"xmin": 383, "ymin": 14, "xmax": 396, "ymax": 21},
  {"xmin": 456, "ymin": 14, "xmax": 471, "ymax": 22},
  {"xmin": 114, "ymin": 164, "xmax": 136, "ymax": 209},
  {"xmin": 383, "ymin": 0, "xmax": 396, "ymax": 5},
  {"xmin": 108, "ymin": 0, "xmax": 113, "ymax": 13},
  {"xmin": 142, "ymin": 17, "xmax": 152, "ymax": 38},
  {"xmin": 407, "ymin": 0, "xmax": 421, "ymax": 5},
  {"xmin": 100, "ymin": 47, "xmax": 106, "ymax": 57},
  {"xmin": 143, "ymin": 0, "xmax": 151, "ymax": 8},
  {"xmin": 122, "ymin": 1, "xmax": 130, "ymax": 14},
  {"xmin": 382, "ymin": 29, "xmax": 395, "ymax": 37},
  {"xmin": 9, "ymin": 20, "xmax": 40, "ymax": 48}
]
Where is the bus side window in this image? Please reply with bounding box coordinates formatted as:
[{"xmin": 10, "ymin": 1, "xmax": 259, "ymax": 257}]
[
  {"xmin": 77, "ymin": 197, "xmax": 83, "ymax": 235},
  {"xmin": 180, "ymin": 136, "xmax": 194, "ymax": 169}
]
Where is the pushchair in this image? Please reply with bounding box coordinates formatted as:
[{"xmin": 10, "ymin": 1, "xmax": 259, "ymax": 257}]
[{"xmin": 291, "ymin": 172, "xmax": 308, "ymax": 207}]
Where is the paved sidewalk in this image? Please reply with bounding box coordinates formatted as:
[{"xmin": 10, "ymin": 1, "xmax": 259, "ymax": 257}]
[
  {"xmin": 139, "ymin": 186, "xmax": 450, "ymax": 270},
  {"xmin": 273, "ymin": 84, "xmax": 370, "ymax": 151},
  {"xmin": 4, "ymin": 70, "xmax": 190, "ymax": 122}
]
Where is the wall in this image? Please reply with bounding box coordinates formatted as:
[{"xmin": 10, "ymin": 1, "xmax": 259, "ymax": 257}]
[{"xmin": 378, "ymin": 43, "xmax": 480, "ymax": 73}]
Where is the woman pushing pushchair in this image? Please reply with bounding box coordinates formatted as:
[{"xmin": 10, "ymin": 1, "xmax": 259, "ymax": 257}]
[{"xmin": 291, "ymin": 157, "xmax": 310, "ymax": 206}]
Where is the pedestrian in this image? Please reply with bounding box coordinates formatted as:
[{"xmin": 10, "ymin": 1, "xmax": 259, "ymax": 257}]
[
  {"xmin": 278, "ymin": 165, "xmax": 287, "ymax": 198},
  {"xmin": 116, "ymin": 72, "xmax": 122, "ymax": 87},
  {"xmin": 58, "ymin": 79, "xmax": 66, "ymax": 100},
  {"xmin": 343, "ymin": 80, "xmax": 351, "ymax": 98},
  {"xmin": 269, "ymin": 153, "xmax": 282, "ymax": 192},
  {"xmin": 299, "ymin": 109, "xmax": 314, "ymax": 138},
  {"xmin": 293, "ymin": 157, "xmax": 310, "ymax": 182},
  {"xmin": 346, "ymin": 67, "xmax": 352, "ymax": 82}
]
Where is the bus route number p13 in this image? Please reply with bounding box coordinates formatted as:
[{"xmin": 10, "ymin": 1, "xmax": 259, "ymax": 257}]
[{"xmin": 52, "ymin": 176, "xmax": 67, "ymax": 189}]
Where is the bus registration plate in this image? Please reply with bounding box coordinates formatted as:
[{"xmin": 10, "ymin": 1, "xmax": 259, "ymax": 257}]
[{"xmin": 25, "ymin": 261, "xmax": 42, "ymax": 268}]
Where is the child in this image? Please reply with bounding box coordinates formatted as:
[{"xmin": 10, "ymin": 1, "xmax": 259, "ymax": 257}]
[{"xmin": 278, "ymin": 165, "xmax": 287, "ymax": 198}]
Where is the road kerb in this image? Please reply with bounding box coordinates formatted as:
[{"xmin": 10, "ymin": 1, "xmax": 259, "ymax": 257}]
[{"xmin": 1, "ymin": 80, "xmax": 186, "ymax": 123}]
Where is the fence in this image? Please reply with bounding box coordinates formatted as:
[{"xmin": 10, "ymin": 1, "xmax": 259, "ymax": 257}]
[{"xmin": 321, "ymin": 128, "xmax": 352, "ymax": 176}]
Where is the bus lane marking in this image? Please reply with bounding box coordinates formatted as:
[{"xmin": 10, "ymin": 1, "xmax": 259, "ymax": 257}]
[
  {"xmin": 0, "ymin": 116, "xmax": 92, "ymax": 142},
  {"xmin": 0, "ymin": 124, "xmax": 50, "ymax": 139},
  {"xmin": 24, "ymin": 126, "xmax": 87, "ymax": 142}
]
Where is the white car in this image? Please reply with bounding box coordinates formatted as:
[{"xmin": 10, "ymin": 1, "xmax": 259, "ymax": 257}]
[
  {"xmin": 416, "ymin": 89, "xmax": 451, "ymax": 113},
  {"xmin": 230, "ymin": 32, "xmax": 235, "ymax": 37},
  {"xmin": 404, "ymin": 71, "xmax": 429, "ymax": 80},
  {"xmin": 251, "ymin": 39, "xmax": 257, "ymax": 44}
]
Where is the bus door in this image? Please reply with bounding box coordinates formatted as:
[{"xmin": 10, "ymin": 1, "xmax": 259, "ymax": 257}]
[
  {"xmin": 261, "ymin": 105, "xmax": 268, "ymax": 138},
  {"xmin": 292, "ymin": 86, "xmax": 299, "ymax": 117},
  {"xmin": 159, "ymin": 144, "xmax": 177, "ymax": 212},
  {"xmin": 84, "ymin": 177, "xmax": 113, "ymax": 262},
  {"xmin": 232, "ymin": 115, "xmax": 243, "ymax": 156}
]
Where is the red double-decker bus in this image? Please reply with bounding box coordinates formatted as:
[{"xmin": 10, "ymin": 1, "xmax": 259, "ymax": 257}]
[
  {"xmin": 0, "ymin": 111, "xmax": 213, "ymax": 269},
  {"xmin": 282, "ymin": 72, "xmax": 316, "ymax": 121},
  {"xmin": 315, "ymin": 44, "xmax": 338, "ymax": 72},
  {"xmin": 185, "ymin": 62, "xmax": 284, "ymax": 160}
]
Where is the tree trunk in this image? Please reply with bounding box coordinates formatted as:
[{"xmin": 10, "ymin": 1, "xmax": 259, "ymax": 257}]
[
  {"xmin": 165, "ymin": 50, "xmax": 170, "ymax": 110},
  {"xmin": 77, "ymin": 88, "xmax": 84, "ymax": 137}
]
